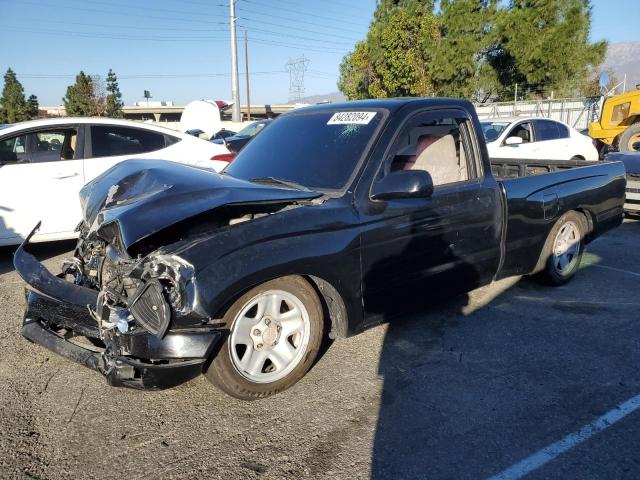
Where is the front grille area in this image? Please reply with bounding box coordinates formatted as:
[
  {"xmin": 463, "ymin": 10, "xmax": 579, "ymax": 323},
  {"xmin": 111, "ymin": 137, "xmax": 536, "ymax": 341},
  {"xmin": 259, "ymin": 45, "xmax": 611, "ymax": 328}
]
[{"xmin": 130, "ymin": 280, "xmax": 171, "ymax": 338}]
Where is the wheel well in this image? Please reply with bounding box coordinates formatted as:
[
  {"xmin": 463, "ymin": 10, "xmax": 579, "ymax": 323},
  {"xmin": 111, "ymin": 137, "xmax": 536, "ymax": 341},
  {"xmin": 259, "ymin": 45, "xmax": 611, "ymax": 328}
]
[
  {"xmin": 304, "ymin": 275, "xmax": 349, "ymax": 339},
  {"xmin": 575, "ymin": 208, "xmax": 594, "ymax": 236},
  {"xmin": 532, "ymin": 209, "xmax": 592, "ymax": 275},
  {"xmin": 571, "ymin": 155, "xmax": 585, "ymax": 160}
]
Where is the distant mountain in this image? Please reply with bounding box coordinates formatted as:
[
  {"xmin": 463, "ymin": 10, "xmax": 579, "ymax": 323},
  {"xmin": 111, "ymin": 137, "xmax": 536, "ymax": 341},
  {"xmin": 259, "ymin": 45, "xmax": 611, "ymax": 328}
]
[
  {"xmin": 294, "ymin": 91, "xmax": 346, "ymax": 104},
  {"xmin": 602, "ymin": 42, "xmax": 640, "ymax": 90}
]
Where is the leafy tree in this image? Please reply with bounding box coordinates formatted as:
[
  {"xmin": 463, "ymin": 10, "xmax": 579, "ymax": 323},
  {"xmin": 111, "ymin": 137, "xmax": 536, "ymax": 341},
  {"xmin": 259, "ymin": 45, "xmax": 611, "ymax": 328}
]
[
  {"xmin": 493, "ymin": 0, "xmax": 606, "ymax": 98},
  {"xmin": 339, "ymin": 0, "xmax": 606, "ymax": 102},
  {"xmin": 63, "ymin": 71, "xmax": 96, "ymax": 116},
  {"xmin": 0, "ymin": 68, "xmax": 29, "ymax": 123},
  {"xmin": 105, "ymin": 69, "xmax": 124, "ymax": 118},
  {"xmin": 338, "ymin": 1, "xmax": 439, "ymax": 99},
  {"xmin": 431, "ymin": 0, "xmax": 499, "ymax": 101},
  {"xmin": 337, "ymin": 41, "xmax": 373, "ymax": 100},
  {"xmin": 26, "ymin": 94, "xmax": 39, "ymax": 118},
  {"xmin": 373, "ymin": 0, "xmax": 434, "ymax": 21}
]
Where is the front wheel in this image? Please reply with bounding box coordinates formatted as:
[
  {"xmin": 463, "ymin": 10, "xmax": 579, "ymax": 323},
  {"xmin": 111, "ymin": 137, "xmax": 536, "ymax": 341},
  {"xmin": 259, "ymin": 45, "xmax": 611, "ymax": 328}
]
[
  {"xmin": 205, "ymin": 276, "xmax": 324, "ymax": 400},
  {"xmin": 534, "ymin": 211, "xmax": 587, "ymax": 285},
  {"xmin": 618, "ymin": 123, "xmax": 640, "ymax": 152}
]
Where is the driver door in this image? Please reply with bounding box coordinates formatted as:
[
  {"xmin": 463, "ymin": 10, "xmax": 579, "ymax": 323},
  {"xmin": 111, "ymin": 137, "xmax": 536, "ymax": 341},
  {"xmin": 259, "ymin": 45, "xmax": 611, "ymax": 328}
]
[
  {"xmin": 358, "ymin": 109, "xmax": 502, "ymax": 321},
  {"xmin": 0, "ymin": 126, "xmax": 85, "ymax": 244}
]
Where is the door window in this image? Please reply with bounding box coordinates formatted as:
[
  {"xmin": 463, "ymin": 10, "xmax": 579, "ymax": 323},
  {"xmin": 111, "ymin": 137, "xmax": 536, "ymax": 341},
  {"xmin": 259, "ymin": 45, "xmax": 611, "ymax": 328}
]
[
  {"xmin": 506, "ymin": 122, "xmax": 533, "ymax": 144},
  {"xmin": 533, "ymin": 120, "xmax": 569, "ymax": 141},
  {"xmin": 383, "ymin": 112, "xmax": 476, "ymax": 187},
  {"xmin": 0, "ymin": 134, "xmax": 28, "ymax": 164},
  {"xmin": 30, "ymin": 129, "xmax": 78, "ymax": 162},
  {"xmin": 90, "ymin": 126, "xmax": 167, "ymax": 158}
]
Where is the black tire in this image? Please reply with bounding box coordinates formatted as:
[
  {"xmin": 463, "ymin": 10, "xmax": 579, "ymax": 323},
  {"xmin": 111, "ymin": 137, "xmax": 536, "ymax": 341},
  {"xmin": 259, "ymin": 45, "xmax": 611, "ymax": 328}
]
[
  {"xmin": 534, "ymin": 211, "xmax": 587, "ymax": 286},
  {"xmin": 618, "ymin": 123, "xmax": 640, "ymax": 152},
  {"xmin": 204, "ymin": 275, "xmax": 324, "ymax": 400}
]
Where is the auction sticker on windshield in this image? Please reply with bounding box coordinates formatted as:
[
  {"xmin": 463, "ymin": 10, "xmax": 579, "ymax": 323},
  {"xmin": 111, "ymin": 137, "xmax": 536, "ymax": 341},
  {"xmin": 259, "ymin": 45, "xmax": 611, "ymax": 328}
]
[{"xmin": 327, "ymin": 112, "xmax": 376, "ymax": 125}]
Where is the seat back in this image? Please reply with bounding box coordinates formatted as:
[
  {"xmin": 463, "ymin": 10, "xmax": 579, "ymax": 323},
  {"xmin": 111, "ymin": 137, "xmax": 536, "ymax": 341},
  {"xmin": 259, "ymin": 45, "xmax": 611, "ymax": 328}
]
[{"xmin": 411, "ymin": 133, "xmax": 467, "ymax": 185}]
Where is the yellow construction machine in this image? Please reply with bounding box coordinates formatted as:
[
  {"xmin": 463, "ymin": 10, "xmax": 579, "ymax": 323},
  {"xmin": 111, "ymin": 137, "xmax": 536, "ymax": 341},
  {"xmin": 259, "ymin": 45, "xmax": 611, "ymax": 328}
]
[{"xmin": 589, "ymin": 74, "xmax": 640, "ymax": 154}]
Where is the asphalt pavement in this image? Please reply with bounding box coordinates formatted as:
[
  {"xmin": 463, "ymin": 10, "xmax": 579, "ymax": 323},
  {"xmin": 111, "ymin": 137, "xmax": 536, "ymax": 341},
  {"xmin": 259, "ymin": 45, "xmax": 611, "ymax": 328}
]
[{"xmin": 1, "ymin": 220, "xmax": 639, "ymax": 479}]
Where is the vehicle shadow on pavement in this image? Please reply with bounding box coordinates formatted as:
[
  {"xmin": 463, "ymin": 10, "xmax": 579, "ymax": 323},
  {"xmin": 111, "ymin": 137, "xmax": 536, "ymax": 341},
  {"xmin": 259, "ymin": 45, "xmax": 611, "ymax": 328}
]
[{"xmin": 369, "ymin": 218, "xmax": 640, "ymax": 479}]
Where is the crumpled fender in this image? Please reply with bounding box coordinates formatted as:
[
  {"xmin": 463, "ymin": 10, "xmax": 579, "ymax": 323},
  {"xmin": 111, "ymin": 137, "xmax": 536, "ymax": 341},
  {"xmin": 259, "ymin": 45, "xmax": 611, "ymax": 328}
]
[{"xmin": 79, "ymin": 159, "xmax": 321, "ymax": 253}]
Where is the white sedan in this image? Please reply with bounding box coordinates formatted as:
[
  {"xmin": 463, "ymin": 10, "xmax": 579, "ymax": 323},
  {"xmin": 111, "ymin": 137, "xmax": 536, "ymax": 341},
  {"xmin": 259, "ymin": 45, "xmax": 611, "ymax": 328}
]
[
  {"xmin": 0, "ymin": 117, "xmax": 232, "ymax": 246},
  {"xmin": 481, "ymin": 117, "xmax": 598, "ymax": 161}
]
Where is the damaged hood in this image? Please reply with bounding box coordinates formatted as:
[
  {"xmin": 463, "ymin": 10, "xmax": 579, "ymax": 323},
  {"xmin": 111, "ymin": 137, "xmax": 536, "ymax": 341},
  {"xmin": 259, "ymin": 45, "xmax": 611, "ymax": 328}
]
[{"xmin": 80, "ymin": 159, "xmax": 321, "ymax": 252}]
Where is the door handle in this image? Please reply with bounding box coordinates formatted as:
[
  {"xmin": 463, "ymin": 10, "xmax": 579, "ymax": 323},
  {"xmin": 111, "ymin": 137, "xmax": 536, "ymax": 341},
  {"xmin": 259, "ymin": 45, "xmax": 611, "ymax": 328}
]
[{"xmin": 53, "ymin": 172, "xmax": 80, "ymax": 180}]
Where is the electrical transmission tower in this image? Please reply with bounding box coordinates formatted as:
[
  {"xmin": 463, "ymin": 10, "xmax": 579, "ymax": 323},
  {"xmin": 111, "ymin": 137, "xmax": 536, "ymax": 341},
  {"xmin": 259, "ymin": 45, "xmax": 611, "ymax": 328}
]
[{"xmin": 285, "ymin": 56, "xmax": 310, "ymax": 103}]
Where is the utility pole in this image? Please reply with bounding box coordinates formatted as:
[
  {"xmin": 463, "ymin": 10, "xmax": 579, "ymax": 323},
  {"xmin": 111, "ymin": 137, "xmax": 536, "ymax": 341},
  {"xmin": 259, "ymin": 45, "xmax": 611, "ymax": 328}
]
[
  {"xmin": 244, "ymin": 30, "xmax": 251, "ymax": 121},
  {"xmin": 229, "ymin": 0, "xmax": 241, "ymax": 122},
  {"xmin": 513, "ymin": 83, "xmax": 518, "ymax": 115}
]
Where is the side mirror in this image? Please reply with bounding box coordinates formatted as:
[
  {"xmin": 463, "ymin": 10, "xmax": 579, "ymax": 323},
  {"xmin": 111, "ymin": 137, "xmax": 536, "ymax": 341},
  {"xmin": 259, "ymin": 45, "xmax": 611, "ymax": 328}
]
[
  {"xmin": 505, "ymin": 136, "xmax": 523, "ymax": 146},
  {"xmin": 371, "ymin": 170, "xmax": 434, "ymax": 200}
]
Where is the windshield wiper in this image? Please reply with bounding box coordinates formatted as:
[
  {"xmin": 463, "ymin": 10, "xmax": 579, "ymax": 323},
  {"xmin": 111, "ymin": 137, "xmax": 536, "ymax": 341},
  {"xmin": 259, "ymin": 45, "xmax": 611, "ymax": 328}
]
[{"xmin": 249, "ymin": 176, "xmax": 311, "ymax": 191}]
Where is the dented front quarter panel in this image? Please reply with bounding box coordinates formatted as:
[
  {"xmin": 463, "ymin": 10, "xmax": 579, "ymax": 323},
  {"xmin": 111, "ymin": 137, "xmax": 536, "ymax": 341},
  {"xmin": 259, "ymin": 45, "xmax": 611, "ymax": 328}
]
[{"xmin": 148, "ymin": 196, "xmax": 365, "ymax": 335}]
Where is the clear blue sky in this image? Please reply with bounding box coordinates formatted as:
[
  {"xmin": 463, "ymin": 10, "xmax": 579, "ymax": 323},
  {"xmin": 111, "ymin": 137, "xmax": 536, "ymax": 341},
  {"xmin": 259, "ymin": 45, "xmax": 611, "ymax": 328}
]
[{"xmin": 0, "ymin": 0, "xmax": 635, "ymax": 106}]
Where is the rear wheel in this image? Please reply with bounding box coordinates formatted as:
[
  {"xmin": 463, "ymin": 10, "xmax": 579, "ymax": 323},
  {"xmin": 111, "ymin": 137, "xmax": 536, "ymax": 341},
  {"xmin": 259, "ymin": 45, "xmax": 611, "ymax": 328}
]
[
  {"xmin": 618, "ymin": 123, "xmax": 640, "ymax": 152},
  {"xmin": 535, "ymin": 211, "xmax": 587, "ymax": 285},
  {"xmin": 205, "ymin": 276, "xmax": 324, "ymax": 400}
]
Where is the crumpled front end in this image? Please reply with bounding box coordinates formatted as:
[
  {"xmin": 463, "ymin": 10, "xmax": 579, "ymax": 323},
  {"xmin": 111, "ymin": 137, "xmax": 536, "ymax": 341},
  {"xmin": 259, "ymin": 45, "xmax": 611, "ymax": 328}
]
[{"xmin": 15, "ymin": 224, "xmax": 223, "ymax": 390}]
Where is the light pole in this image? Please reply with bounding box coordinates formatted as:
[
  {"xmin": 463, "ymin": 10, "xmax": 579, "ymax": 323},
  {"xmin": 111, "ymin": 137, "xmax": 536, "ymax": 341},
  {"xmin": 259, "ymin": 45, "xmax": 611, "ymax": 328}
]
[
  {"xmin": 230, "ymin": 0, "xmax": 241, "ymax": 122},
  {"xmin": 245, "ymin": 30, "xmax": 251, "ymax": 121}
]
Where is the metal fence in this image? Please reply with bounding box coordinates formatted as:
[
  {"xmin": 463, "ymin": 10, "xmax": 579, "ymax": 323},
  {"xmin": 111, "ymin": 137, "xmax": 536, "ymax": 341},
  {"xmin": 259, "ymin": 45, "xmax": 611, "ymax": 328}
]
[{"xmin": 474, "ymin": 97, "xmax": 600, "ymax": 131}]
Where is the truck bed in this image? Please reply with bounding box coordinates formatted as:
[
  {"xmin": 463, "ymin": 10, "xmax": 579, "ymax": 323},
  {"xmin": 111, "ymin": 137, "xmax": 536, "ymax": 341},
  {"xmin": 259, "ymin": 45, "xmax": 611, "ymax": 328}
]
[
  {"xmin": 490, "ymin": 157, "xmax": 598, "ymax": 180},
  {"xmin": 490, "ymin": 158, "xmax": 626, "ymax": 279}
]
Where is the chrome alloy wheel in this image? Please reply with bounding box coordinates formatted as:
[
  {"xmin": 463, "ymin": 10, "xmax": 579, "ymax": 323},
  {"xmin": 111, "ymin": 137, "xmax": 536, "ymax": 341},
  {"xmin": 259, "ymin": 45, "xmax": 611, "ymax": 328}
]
[
  {"xmin": 552, "ymin": 221, "xmax": 580, "ymax": 276},
  {"xmin": 229, "ymin": 289, "xmax": 311, "ymax": 383}
]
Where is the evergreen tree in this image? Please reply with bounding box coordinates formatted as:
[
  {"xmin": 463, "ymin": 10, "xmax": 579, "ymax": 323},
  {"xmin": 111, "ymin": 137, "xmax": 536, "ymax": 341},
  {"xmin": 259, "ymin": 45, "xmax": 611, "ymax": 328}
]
[
  {"xmin": 431, "ymin": 0, "xmax": 499, "ymax": 101},
  {"xmin": 26, "ymin": 94, "xmax": 39, "ymax": 119},
  {"xmin": 338, "ymin": 1, "xmax": 439, "ymax": 99},
  {"xmin": 105, "ymin": 69, "xmax": 124, "ymax": 118},
  {"xmin": 339, "ymin": 0, "xmax": 606, "ymax": 101},
  {"xmin": 337, "ymin": 41, "xmax": 373, "ymax": 100},
  {"xmin": 0, "ymin": 68, "xmax": 28, "ymax": 123},
  {"xmin": 494, "ymin": 0, "xmax": 606, "ymax": 98},
  {"xmin": 63, "ymin": 71, "xmax": 96, "ymax": 116}
]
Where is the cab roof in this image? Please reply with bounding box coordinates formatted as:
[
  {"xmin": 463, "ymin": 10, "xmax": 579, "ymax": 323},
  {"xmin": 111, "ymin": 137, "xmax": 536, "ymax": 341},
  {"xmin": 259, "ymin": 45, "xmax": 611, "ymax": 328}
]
[{"xmin": 291, "ymin": 97, "xmax": 475, "ymax": 114}]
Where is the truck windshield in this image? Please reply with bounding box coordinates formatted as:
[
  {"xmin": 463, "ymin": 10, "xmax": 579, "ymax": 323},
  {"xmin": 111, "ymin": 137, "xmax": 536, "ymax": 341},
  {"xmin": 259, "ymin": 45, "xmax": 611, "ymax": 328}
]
[
  {"xmin": 480, "ymin": 121, "xmax": 511, "ymax": 143},
  {"xmin": 224, "ymin": 109, "xmax": 384, "ymax": 191}
]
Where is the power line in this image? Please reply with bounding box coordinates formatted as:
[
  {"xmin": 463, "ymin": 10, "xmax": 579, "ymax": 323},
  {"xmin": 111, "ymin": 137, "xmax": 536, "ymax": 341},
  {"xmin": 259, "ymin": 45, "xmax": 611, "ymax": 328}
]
[
  {"xmin": 3, "ymin": 26, "xmax": 349, "ymax": 53},
  {"xmin": 268, "ymin": 0, "xmax": 366, "ymax": 15},
  {"xmin": 2, "ymin": 27, "xmax": 228, "ymax": 41},
  {"xmin": 237, "ymin": 25, "xmax": 354, "ymax": 46},
  {"xmin": 16, "ymin": 71, "xmax": 288, "ymax": 79},
  {"xmin": 70, "ymin": 0, "xmax": 227, "ymax": 19},
  {"xmin": 237, "ymin": 17, "xmax": 360, "ymax": 40},
  {"xmin": 16, "ymin": 19, "xmax": 229, "ymax": 33},
  {"xmin": 242, "ymin": 0, "xmax": 365, "ymax": 26},
  {"xmin": 13, "ymin": 1, "xmax": 229, "ymax": 25},
  {"xmin": 237, "ymin": 11, "xmax": 365, "ymax": 34}
]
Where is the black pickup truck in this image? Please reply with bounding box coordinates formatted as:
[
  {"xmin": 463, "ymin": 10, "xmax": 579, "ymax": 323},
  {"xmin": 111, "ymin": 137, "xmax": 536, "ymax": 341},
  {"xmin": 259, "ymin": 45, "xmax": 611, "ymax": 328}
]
[{"xmin": 14, "ymin": 98, "xmax": 625, "ymax": 400}]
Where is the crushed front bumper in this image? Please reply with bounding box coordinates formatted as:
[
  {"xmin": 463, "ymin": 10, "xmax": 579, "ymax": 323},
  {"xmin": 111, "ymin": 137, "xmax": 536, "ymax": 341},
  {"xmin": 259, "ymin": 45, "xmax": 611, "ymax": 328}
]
[{"xmin": 14, "ymin": 228, "xmax": 223, "ymax": 390}]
